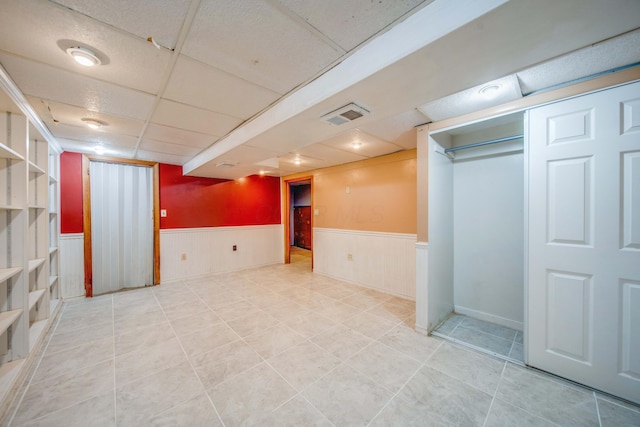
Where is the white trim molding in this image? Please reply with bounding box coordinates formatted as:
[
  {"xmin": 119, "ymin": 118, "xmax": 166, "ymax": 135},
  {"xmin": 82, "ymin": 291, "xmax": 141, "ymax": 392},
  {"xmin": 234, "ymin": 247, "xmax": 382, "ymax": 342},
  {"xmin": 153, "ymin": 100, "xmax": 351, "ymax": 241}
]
[
  {"xmin": 59, "ymin": 233, "xmax": 85, "ymax": 299},
  {"xmin": 313, "ymin": 228, "xmax": 417, "ymax": 299}
]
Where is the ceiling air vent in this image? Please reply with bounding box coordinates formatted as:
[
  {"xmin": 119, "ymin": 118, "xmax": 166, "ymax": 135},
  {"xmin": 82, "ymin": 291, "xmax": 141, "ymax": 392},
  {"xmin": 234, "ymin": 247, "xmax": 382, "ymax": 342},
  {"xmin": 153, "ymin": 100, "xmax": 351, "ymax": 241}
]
[
  {"xmin": 216, "ymin": 161, "xmax": 237, "ymax": 168},
  {"xmin": 321, "ymin": 103, "xmax": 370, "ymax": 126}
]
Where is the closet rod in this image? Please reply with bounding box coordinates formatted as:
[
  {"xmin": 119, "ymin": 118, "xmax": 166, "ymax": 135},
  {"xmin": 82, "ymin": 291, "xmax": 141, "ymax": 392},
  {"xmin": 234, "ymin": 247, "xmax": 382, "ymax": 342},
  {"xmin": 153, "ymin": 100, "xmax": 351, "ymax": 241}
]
[{"xmin": 444, "ymin": 134, "xmax": 524, "ymax": 153}]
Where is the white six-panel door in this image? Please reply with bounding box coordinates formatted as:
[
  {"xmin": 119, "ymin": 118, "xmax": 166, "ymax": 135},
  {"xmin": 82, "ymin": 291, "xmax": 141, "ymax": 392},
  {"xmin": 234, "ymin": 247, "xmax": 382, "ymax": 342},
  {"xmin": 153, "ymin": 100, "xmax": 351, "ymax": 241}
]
[{"xmin": 528, "ymin": 81, "xmax": 640, "ymax": 404}]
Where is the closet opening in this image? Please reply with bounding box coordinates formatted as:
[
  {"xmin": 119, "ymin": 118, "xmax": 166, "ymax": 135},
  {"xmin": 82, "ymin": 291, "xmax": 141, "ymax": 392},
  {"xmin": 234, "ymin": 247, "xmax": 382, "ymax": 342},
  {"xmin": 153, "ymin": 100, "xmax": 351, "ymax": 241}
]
[
  {"xmin": 428, "ymin": 111, "xmax": 525, "ymax": 364},
  {"xmin": 283, "ymin": 176, "xmax": 313, "ymax": 270}
]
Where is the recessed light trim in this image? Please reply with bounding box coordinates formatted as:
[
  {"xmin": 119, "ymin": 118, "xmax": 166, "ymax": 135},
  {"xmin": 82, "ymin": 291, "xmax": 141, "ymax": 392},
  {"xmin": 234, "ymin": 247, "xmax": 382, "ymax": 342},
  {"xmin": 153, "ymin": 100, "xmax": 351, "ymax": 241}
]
[
  {"xmin": 81, "ymin": 118, "xmax": 106, "ymax": 129},
  {"xmin": 66, "ymin": 46, "xmax": 101, "ymax": 67},
  {"xmin": 479, "ymin": 84, "xmax": 501, "ymax": 99}
]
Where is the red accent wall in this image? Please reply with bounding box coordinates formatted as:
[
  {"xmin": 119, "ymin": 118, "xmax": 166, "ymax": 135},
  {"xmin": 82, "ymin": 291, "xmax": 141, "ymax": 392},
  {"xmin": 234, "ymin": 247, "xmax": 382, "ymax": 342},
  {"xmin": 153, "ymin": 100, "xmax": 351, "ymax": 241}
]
[
  {"xmin": 59, "ymin": 155, "xmax": 281, "ymax": 232},
  {"xmin": 60, "ymin": 152, "xmax": 84, "ymax": 233},
  {"xmin": 159, "ymin": 164, "xmax": 281, "ymax": 228}
]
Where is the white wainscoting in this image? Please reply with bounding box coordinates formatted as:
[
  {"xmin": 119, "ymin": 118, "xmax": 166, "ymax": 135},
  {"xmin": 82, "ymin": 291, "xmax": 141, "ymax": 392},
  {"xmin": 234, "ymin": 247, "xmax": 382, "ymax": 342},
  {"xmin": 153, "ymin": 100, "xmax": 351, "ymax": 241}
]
[
  {"xmin": 313, "ymin": 228, "xmax": 417, "ymax": 299},
  {"xmin": 415, "ymin": 242, "xmax": 429, "ymax": 334},
  {"xmin": 160, "ymin": 225, "xmax": 284, "ymax": 283},
  {"xmin": 60, "ymin": 233, "xmax": 85, "ymax": 299}
]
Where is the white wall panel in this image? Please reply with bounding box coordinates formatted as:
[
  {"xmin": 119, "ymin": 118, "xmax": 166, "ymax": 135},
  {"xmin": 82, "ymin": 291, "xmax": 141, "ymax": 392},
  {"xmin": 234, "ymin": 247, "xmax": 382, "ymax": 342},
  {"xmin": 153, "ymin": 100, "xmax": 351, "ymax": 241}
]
[
  {"xmin": 160, "ymin": 225, "xmax": 283, "ymax": 283},
  {"xmin": 623, "ymin": 151, "xmax": 640, "ymax": 250},
  {"xmin": 59, "ymin": 233, "xmax": 85, "ymax": 299},
  {"xmin": 313, "ymin": 228, "xmax": 416, "ymax": 299}
]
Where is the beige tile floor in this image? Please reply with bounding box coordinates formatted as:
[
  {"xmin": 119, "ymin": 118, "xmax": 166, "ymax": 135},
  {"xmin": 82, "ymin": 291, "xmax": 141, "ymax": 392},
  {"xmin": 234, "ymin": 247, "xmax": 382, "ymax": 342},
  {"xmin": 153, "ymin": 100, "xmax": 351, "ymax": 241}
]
[{"xmin": 5, "ymin": 252, "xmax": 640, "ymax": 426}]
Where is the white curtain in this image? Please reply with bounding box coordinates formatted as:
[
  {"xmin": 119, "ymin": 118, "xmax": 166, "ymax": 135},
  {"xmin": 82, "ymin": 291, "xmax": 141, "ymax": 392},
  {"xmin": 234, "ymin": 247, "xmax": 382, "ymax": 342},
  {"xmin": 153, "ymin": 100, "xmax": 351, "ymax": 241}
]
[{"xmin": 90, "ymin": 161, "xmax": 153, "ymax": 295}]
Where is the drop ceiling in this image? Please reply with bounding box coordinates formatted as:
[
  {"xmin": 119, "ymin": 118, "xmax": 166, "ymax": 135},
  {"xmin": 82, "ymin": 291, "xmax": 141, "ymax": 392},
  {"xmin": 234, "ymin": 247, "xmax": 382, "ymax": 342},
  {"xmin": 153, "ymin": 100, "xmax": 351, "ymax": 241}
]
[{"xmin": 0, "ymin": 0, "xmax": 639, "ymax": 179}]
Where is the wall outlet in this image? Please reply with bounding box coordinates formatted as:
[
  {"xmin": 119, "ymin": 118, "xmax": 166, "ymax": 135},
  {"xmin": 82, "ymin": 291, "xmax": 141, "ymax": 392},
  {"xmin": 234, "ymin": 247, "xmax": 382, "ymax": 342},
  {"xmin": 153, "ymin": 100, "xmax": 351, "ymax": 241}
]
[
  {"xmin": 181, "ymin": 253, "xmax": 187, "ymax": 260},
  {"xmin": 233, "ymin": 245, "xmax": 237, "ymax": 251},
  {"xmin": 347, "ymin": 253, "xmax": 353, "ymax": 261},
  {"xmin": 160, "ymin": 209, "xmax": 167, "ymax": 217}
]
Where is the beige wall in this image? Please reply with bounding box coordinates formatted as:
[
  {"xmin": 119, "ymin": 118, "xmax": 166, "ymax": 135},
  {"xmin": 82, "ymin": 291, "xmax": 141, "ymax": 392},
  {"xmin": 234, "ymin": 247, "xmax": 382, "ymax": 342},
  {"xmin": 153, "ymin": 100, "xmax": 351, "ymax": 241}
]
[{"xmin": 284, "ymin": 149, "xmax": 417, "ymax": 234}]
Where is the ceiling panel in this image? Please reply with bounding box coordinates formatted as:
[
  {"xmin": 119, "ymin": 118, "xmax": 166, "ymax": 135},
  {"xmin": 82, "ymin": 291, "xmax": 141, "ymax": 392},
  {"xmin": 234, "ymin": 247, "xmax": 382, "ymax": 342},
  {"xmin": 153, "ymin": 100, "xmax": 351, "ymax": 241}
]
[
  {"xmin": 318, "ymin": 129, "xmax": 403, "ymax": 158},
  {"xmin": 294, "ymin": 143, "xmax": 367, "ymax": 165},
  {"xmin": 51, "ymin": 0, "xmax": 191, "ymax": 50},
  {"xmin": 57, "ymin": 137, "xmax": 135, "ymax": 158},
  {"xmin": 27, "ymin": 97, "xmax": 145, "ymax": 137},
  {"xmin": 139, "ymin": 139, "xmax": 201, "ymax": 157},
  {"xmin": 278, "ymin": 0, "xmax": 430, "ymax": 51},
  {"xmin": 0, "ymin": 0, "xmax": 170, "ymax": 94},
  {"xmin": 144, "ymin": 123, "xmax": 213, "ymax": 149},
  {"xmin": 182, "ymin": 0, "xmax": 342, "ymax": 94},
  {"xmin": 219, "ymin": 144, "xmax": 282, "ymax": 166},
  {"xmin": 0, "ymin": 54, "xmax": 156, "ymax": 121},
  {"xmin": 136, "ymin": 150, "xmax": 191, "ymax": 166},
  {"xmin": 152, "ymin": 99, "xmax": 242, "ymax": 136},
  {"xmin": 164, "ymin": 56, "xmax": 280, "ymax": 120},
  {"xmin": 359, "ymin": 109, "xmax": 426, "ymax": 149},
  {"xmin": 51, "ymin": 123, "xmax": 139, "ymax": 148}
]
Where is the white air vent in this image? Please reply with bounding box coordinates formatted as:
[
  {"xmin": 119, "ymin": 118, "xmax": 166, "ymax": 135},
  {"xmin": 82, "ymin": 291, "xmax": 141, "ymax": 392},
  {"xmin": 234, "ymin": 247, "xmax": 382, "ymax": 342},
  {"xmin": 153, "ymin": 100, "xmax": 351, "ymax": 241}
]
[
  {"xmin": 321, "ymin": 103, "xmax": 370, "ymax": 125},
  {"xmin": 216, "ymin": 161, "xmax": 237, "ymax": 168}
]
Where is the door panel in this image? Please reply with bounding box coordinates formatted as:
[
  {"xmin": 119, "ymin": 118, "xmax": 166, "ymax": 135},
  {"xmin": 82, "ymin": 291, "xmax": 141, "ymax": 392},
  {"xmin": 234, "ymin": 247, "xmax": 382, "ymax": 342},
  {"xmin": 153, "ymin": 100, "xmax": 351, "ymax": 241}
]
[{"xmin": 528, "ymin": 81, "xmax": 640, "ymax": 404}]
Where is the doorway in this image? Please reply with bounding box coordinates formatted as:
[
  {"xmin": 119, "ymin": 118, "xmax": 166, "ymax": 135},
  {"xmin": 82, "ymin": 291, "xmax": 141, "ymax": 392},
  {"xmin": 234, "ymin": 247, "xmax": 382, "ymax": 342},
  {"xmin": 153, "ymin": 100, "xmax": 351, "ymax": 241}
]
[
  {"xmin": 284, "ymin": 177, "xmax": 313, "ymax": 269},
  {"xmin": 82, "ymin": 155, "xmax": 160, "ymax": 297}
]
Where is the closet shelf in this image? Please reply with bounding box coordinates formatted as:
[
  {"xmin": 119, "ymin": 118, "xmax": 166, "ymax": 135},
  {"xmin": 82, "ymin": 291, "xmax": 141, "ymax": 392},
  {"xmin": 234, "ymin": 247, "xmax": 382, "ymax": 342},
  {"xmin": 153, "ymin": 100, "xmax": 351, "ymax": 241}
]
[
  {"xmin": 49, "ymin": 211, "xmax": 58, "ymax": 216},
  {"xmin": 48, "ymin": 175, "xmax": 57, "ymax": 184},
  {"xmin": 28, "ymin": 258, "xmax": 45, "ymax": 272},
  {"xmin": 0, "ymin": 267, "xmax": 23, "ymax": 283},
  {"xmin": 48, "ymin": 276, "xmax": 58, "ymax": 289},
  {"xmin": 28, "ymin": 289, "xmax": 46, "ymax": 311},
  {"xmin": 0, "ymin": 309, "xmax": 23, "ymax": 336},
  {"xmin": 28, "ymin": 162, "xmax": 46, "ymax": 175},
  {"xmin": 49, "ymin": 247, "xmax": 58, "ymax": 255},
  {"xmin": 0, "ymin": 142, "xmax": 24, "ymax": 161}
]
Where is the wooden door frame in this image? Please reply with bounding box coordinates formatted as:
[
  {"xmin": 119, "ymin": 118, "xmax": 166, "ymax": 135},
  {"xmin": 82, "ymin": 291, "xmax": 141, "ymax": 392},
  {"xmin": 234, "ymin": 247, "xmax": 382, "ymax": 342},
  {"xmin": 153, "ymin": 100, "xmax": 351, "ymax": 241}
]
[
  {"xmin": 82, "ymin": 155, "xmax": 160, "ymax": 297},
  {"xmin": 283, "ymin": 176, "xmax": 313, "ymax": 267}
]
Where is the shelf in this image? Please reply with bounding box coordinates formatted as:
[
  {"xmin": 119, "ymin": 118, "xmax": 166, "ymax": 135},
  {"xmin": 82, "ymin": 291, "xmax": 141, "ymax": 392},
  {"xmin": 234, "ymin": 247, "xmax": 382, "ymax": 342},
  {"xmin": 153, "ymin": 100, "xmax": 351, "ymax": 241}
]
[
  {"xmin": 48, "ymin": 175, "xmax": 57, "ymax": 184},
  {"xmin": 28, "ymin": 161, "xmax": 46, "ymax": 175},
  {"xmin": 49, "ymin": 276, "xmax": 58, "ymax": 288},
  {"xmin": 49, "ymin": 247, "xmax": 58, "ymax": 255},
  {"xmin": 0, "ymin": 267, "xmax": 23, "ymax": 283},
  {"xmin": 0, "ymin": 204, "xmax": 23, "ymax": 211},
  {"xmin": 0, "ymin": 309, "xmax": 23, "ymax": 336},
  {"xmin": 49, "ymin": 211, "xmax": 58, "ymax": 216},
  {"xmin": 29, "ymin": 318, "xmax": 48, "ymax": 352},
  {"xmin": 28, "ymin": 289, "xmax": 46, "ymax": 311},
  {"xmin": 28, "ymin": 258, "xmax": 45, "ymax": 272},
  {"xmin": 28, "ymin": 204, "xmax": 46, "ymax": 210},
  {"xmin": 0, "ymin": 142, "xmax": 24, "ymax": 161}
]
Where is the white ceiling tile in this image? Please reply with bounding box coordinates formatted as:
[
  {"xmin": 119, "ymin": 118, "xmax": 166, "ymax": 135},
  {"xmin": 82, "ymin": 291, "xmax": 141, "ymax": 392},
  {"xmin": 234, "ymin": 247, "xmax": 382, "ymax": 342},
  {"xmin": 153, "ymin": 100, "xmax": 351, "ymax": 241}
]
[
  {"xmin": 318, "ymin": 129, "xmax": 403, "ymax": 158},
  {"xmin": 164, "ymin": 56, "xmax": 280, "ymax": 120},
  {"xmin": 136, "ymin": 150, "xmax": 191, "ymax": 166},
  {"xmin": 182, "ymin": 0, "xmax": 342, "ymax": 94},
  {"xmin": 278, "ymin": 0, "xmax": 430, "ymax": 51},
  {"xmin": 51, "ymin": 0, "xmax": 191, "ymax": 50},
  {"xmin": 139, "ymin": 139, "xmax": 201, "ymax": 157},
  {"xmin": 152, "ymin": 99, "xmax": 243, "ymax": 136},
  {"xmin": 219, "ymin": 144, "xmax": 282, "ymax": 166},
  {"xmin": 0, "ymin": 54, "xmax": 156, "ymax": 121},
  {"xmin": 57, "ymin": 137, "xmax": 135, "ymax": 158},
  {"xmin": 27, "ymin": 97, "xmax": 145, "ymax": 137},
  {"xmin": 359, "ymin": 109, "xmax": 426, "ymax": 148},
  {"xmin": 144, "ymin": 123, "xmax": 214, "ymax": 149},
  {"xmin": 292, "ymin": 143, "xmax": 367, "ymax": 166},
  {"xmin": 0, "ymin": 0, "xmax": 171, "ymax": 94},
  {"xmin": 50, "ymin": 123, "xmax": 139, "ymax": 148}
]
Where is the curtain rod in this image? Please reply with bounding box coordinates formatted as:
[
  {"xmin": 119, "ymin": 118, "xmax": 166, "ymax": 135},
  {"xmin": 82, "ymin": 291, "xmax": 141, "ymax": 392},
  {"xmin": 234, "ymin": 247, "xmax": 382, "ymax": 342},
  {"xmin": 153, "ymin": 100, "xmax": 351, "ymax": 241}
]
[{"xmin": 444, "ymin": 134, "xmax": 524, "ymax": 153}]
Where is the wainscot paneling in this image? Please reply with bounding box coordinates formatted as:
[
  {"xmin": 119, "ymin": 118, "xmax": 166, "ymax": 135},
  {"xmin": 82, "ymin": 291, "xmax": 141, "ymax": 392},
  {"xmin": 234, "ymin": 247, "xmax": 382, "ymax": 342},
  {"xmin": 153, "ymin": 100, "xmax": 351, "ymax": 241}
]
[
  {"xmin": 160, "ymin": 225, "xmax": 284, "ymax": 283},
  {"xmin": 59, "ymin": 233, "xmax": 85, "ymax": 299},
  {"xmin": 313, "ymin": 228, "xmax": 417, "ymax": 299}
]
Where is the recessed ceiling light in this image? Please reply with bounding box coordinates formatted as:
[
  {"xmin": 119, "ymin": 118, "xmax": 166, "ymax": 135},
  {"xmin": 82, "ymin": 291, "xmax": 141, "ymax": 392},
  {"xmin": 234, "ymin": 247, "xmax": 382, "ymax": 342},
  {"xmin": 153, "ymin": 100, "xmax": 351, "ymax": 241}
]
[
  {"xmin": 66, "ymin": 46, "xmax": 101, "ymax": 67},
  {"xmin": 479, "ymin": 84, "xmax": 501, "ymax": 99},
  {"xmin": 352, "ymin": 141, "xmax": 362, "ymax": 149},
  {"xmin": 81, "ymin": 118, "xmax": 106, "ymax": 129},
  {"xmin": 294, "ymin": 157, "xmax": 301, "ymax": 165}
]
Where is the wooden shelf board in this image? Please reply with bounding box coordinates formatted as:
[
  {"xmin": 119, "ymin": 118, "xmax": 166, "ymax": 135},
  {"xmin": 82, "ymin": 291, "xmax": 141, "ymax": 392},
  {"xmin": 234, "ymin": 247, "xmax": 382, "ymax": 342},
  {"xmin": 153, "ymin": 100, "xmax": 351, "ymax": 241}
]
[
  {"xmin": 28, "ymin": 205, "xmax": 46, "ymax": 210},
  {"xmin": 48, "ymin": 175, "xmax": 58, "ymax": 184},
  {"xmin": 29, "ymin": 318, "xmax": 48, "ymax": 352},
  {"xmin": 0, "ymin": 142, "xmax": 24, "ymax": 161},
  {"xmin": 28, "ymin": 161, "xmax": 46, "ymax": 175},
  {"xmin": 28, "ymin": 289, "xmax": 46, "ymax": 311},
  {"xmin": 49, "ymin": 276, "xmax": 58, "ymax": 288},
  {"xmin": 49, "ymin": 211, "xmax": 58, "ymax": 216},
  {"xmin": 28, "ymin": 258, "xmax": 45, "ymax": 272},
  {"xmin": 0, "ymin": 309, "xmax": 23, "ymax": 336},
  {"xmin": 0, "ymin": 204, "xmax": 23, "ymax": 211},
  {"xmin": 0, "ymin": 267, "xmax": 22, "ymax": 283},
  {"xmin": 49, "ymin": 247, "xmax": 58, "ymax": 255}
]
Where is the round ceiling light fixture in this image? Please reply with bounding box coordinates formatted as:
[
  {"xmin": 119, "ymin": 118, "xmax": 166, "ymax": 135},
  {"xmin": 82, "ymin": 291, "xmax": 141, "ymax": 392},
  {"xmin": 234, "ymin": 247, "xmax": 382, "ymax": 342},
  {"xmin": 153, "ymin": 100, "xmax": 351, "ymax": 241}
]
[
  {"xmin": 479, "ymin": 84, "xmax": 501, "ymax": 99},
  {"xmin": 294, "ymin": 156, "xmax": 301, "ymax": 165},
  {"xmin": 81, "ymin": 118, "xmax": 106, "ymax": 129},
  {"xmin": 66, "ymin": 46, "xmax": 101, "ymax": 67}
]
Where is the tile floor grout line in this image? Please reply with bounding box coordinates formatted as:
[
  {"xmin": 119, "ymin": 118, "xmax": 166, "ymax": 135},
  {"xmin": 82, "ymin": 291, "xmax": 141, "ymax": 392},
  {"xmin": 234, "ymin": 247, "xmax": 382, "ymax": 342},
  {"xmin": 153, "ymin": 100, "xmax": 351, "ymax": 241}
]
[
  {"xmin": 366, "ymin": 338, "xmax": 445, "ymax": 426},
  {"xmin": 481, "ymin": 359, "xmax": 507, "ymax": 427},
  {"xmin": 594, "ymin": 390, "xmax": 603, "ymax": 427},
  {"xmin": 151, "ymin": 287, "xmax": 227, "ymax": 427}
]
